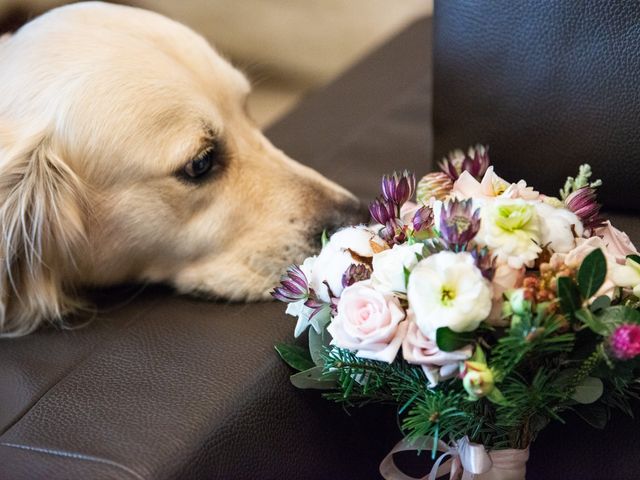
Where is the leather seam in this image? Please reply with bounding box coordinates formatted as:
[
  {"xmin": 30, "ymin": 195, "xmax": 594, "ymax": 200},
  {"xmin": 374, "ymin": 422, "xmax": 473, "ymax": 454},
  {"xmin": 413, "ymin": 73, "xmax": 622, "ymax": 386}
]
[{"xmin": 0, "ymin": 442, "xmax": 145, "ymax": 480}]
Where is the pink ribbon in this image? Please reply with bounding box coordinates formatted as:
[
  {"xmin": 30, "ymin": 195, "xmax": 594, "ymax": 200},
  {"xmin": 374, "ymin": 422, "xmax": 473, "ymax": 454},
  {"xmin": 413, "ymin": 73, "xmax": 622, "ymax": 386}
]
[{"xmin": 379, "ymin": 436, "xmax": 529, "ymax": 480}]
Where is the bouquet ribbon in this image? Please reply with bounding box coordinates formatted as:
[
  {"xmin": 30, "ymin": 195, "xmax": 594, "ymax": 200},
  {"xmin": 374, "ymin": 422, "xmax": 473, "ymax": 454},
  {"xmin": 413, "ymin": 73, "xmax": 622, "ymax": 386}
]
[{"xmin": 379, "ymin": 435, "xmax": 529, "ymax": 480}]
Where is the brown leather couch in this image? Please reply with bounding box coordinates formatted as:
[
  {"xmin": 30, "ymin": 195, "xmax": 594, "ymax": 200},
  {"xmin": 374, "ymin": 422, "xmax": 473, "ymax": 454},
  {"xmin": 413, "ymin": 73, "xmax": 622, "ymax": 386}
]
[{"xmin": 1, "ymin": 6, "xmax": 638, "ymax": 480}]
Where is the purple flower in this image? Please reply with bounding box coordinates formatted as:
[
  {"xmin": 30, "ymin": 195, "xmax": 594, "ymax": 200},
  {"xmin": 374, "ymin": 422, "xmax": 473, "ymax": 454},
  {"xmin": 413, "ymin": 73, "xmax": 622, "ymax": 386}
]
[
  {"xmin": 271, "ymin": 265, "xmax": 309, "ymax": 303},
  {"xmin": 381, "ymin": 171, "xmax": 416, "ymax": 206},
  {"xmin": 565, "ymin": 187, "xmax": 604, "ymax": 230},
  {"xmin": 609, "ymin": 324, "xmax": 640, "ymax": 360},
  {"xmin": 369, "ymin": 196, "xmax": 397, "ymax": 225},
  {"xmin": 412, "ymin": 205, "xmax": 434, "ymax": 232},
  {"xmin": 439, "ymin": 145, "xmax": 490, "ymax": 181},
  {"xmin": 342, "ymin": 263, "xmax": 372, "ymax": 288},
  {"xmin": 439, "ymin": 199, "xmax": 481, "ymax": 250},
  {"xmin": 470, "ymin": 246, "xmax": 495, "ymax": 280}
]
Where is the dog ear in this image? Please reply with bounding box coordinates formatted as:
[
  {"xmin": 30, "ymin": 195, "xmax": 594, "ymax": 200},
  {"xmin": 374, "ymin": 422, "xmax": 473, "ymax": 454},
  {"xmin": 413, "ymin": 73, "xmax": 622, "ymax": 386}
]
[{"xmin": 0, "ymin": 139, "xmax": 88, "ymax": 337}]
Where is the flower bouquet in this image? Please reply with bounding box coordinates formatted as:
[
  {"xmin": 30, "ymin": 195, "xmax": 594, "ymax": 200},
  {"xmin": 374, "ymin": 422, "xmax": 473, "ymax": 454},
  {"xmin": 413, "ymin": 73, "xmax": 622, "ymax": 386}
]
[{"xmin": 273, "ymin": 146, "xmax": 640, "ymax": 480}]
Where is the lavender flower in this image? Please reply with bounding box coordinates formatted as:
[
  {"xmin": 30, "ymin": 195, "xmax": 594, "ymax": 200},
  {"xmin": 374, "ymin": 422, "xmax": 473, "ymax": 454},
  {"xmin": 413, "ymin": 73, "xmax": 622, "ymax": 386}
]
[
  {"xmin": 381, "ymin": 170, "xmax": 416, "ymax": 207},
  {"xmin": 565, "ymin": 187, "xmax": 604, "ymax": 230},
  {"xmin": 609, "ymin": 324, "xmax": 640, "ymax": 360},
  {"xmin": 439, "ymin": 199, "xmax": 481, "ymax": 250},
  {"xmin": 439, "ymin": 144, "xmax": 490, "ymax": 181},
  {"xmin": 342, "ymin": 264, "xmax": 372, "ymax": 288},
  {"xmin": 369, "ymin": 196, "xmax": 397, "ymax": 225},
  {"xmin": 412, "ymin": 205, "xmax": 434, "ymax": 232},
  {"xmin": 271, "ymin": 265, "xmax": 309, "ymax": 303}
]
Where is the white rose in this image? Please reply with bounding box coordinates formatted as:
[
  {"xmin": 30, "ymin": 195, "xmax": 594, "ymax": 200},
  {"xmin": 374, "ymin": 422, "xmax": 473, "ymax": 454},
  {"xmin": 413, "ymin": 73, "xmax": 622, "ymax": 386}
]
[
  {"xmin": 407, "ymin": 251, "xmax": 492, "ymax": 339},
  {"xmin": 535, "ymin": 202, "xmax": 583, "ymax": 254},
  {"xmin": 371, "ymin": 243, "xmax": 424, "ymax": 294},
  {"xmin": 310, "ymin": 226, "xmax": 383, "ymax": 302},
  {"xmin": 327, "ymin": 281, "xmax": 407, "ymax": 363}
]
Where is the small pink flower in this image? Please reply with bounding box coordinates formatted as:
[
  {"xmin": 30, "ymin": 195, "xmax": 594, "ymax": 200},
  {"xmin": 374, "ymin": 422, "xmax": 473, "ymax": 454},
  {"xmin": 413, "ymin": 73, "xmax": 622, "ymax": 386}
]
[
  {"xmin": 327, "ymin": 281, "xmax": 406, "ymax": 363},
  {"xmin": 609, "ymin": 324, "xmax": 640, "ymax": 360},
  {"xmin": 402, "ymin": 314, "xmax": 472, "ymax": 386}
]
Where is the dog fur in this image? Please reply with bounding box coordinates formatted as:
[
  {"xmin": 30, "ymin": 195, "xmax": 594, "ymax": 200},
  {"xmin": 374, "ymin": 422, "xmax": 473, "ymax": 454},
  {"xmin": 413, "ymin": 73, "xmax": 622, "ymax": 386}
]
[{"xmin": 0, "ymin": 2, "xmax": 363, "ymax": 337}]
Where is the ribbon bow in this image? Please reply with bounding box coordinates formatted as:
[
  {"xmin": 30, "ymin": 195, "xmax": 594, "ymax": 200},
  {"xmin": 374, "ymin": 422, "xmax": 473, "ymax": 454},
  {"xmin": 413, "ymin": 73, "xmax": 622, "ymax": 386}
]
[{"xmin": 379, "ymin": 436, "xmax": 493, "ymax": 480}]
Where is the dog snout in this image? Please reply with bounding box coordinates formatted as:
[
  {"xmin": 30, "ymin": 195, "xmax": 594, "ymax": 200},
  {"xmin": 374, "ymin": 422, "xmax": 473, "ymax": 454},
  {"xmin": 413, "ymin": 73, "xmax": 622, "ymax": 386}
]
[{"xmin": 317, "ymin": 198, "xmax": 371, "ymax": 238}]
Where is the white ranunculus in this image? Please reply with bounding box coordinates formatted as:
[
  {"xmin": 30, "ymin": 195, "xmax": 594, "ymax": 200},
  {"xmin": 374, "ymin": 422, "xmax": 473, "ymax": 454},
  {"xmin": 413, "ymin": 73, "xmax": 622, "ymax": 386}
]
[
  {"xmin": 475, "ymin": 198, "xmax": 542, "ymax": 269},
  {"xmin": 310, "ymin": 226, "xmax": 383, "ymax": 302},
  {"xmin": 535, "ymin": 202, "xmax": 583, "ymax": 254},
  {"xmin": 371, "ymin": 243, "xmax": 424, "ymax": 294},
  {"xmin": 407, "ymin": 251, "xmax": 492, "ymax": 340}
]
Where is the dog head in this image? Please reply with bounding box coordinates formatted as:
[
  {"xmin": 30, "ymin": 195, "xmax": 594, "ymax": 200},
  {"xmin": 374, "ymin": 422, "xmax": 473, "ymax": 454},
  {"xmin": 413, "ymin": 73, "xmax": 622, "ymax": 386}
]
[{"xmin": 0, "ymin": 2, "xmax": 365, "ymax": 336}]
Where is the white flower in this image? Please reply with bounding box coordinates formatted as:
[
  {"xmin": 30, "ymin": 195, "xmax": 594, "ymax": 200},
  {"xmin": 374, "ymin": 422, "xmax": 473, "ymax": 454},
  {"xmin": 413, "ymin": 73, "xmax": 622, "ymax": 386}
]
[
  {"xmin": 310, "ymin": 226, "xmax": 382, "ymax": 302},
  {"xmin": 611, "ymin": 257, "xmax": 640, "ymax": 297},
  {"xmin": 535, "ymin": 202, "xmax": 583, "ymax": 254},
  {"xmin": 327, "ymin": 281, "xmax": 407, "ymax": 363},
  {"xmin": 476, "ymin": 198, "xmax": 542, "ymax": 268},
  {"xmin": 370, "ymin": 243, "xmax": 423, "ymax": 294},
  {"xmin": 407, "ymin": 251, "xmax": 492, "ymax": 340},
  {"xmin": 283, "ymin": 256, "xmax": 321, "ymax": 337}
]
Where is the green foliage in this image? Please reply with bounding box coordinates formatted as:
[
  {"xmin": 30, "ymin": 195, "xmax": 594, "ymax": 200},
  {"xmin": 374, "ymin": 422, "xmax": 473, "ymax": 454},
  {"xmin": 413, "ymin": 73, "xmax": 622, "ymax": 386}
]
[
  {"xmin": 577, "ymin": 249, "xmax": 606, "ymax": 299},
  {"xmin": 275, "ymin": 343, "xmax": 315, "ymax": 371},
  {"xmin": 557, "ymin": 276, "xmax": 582, "ymax": 317},
  {"xmin": 436, "ymin": 327, "xmax": 475, "ymax": 352}
]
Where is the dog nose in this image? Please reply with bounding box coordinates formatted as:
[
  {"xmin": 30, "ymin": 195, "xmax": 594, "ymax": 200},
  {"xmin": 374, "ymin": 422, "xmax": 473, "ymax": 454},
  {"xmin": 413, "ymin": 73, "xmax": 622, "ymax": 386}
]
[{"xmin": 321, "ymin": 198, "xmax": 371, "ymax": 237}]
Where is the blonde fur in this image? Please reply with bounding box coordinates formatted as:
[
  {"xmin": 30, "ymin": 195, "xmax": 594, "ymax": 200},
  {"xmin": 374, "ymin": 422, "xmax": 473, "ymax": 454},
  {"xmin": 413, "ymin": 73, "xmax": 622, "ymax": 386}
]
[{"xmin": 0, "ymin": 2, "xmax": 361, "ymax": 337}]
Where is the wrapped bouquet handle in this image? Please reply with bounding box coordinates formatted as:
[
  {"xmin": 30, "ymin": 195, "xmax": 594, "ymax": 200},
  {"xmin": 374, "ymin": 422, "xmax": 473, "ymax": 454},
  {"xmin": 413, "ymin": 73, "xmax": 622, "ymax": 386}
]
[{"xmin": 379, "ymin": 436, "xmax": 528, "ymax": 480}]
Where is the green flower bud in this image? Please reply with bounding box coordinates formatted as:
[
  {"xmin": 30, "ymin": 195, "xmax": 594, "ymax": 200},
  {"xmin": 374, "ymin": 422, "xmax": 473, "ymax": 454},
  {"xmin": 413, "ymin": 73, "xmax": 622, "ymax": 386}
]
[{"xmin": 461, "ymin": 361, "xmax": 495, "ymax": 400}]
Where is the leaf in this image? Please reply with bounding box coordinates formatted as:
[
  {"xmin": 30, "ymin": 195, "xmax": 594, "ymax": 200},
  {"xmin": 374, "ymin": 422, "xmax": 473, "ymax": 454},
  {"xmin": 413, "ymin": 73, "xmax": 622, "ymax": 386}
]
[
  {"xmin": 403, "ymin": 266, "xmax": 411, "ymax": 290},
  {"xmin": 487, "ymin": 387, "xmax": 509, "ymax": 406},
  {"xmin": 575, "ymin": 308, "xmax": 607, "ymax": 335},
  {"xmin": 599, "ymin": 305, "xmax": 640, "ymax": 327},
  {"xmin": 589, "ymin": 295, "xmax": 611, "ymax": 313},
  {"xmin": 627, "ymin": 254, "xmax": 640, "ymax": 265},
  {"xmin": 290, "ymin": 366, "xmax": 337, "ymax": 390},
  {"xmin": 577, "ymin": 248, "xmax": 607, "ymax": 299},
  {"xmin": 321, "ymin": 229, "xmax": 329, "ymax": 247},
  {"xmin": 308, "ymin": 329, "xmax": 331, "ymax": 367},
  {"xmin": 573, "ymin": 403, "xmax": 609, "ymax": 429},
  {"xmin": 557, "ymin": 276, "xmax": 582, "ymax": 315},
  {"xmin": 571, "ymin": 377, "xmax": 604, "ymax": 404},
  {"xmin": 275, "ymin": 343, "xmax": 314, "ymax": 372},
  {"xmin": 436, "ymin": 327, "xmax": 474, "ymax": 352}
]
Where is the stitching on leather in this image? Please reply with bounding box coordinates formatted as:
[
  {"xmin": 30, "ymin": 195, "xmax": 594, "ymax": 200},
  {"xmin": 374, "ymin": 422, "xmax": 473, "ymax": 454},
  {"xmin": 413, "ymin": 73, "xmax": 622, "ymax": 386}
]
[{"xmin": 0, "ymin": 442, "xmax": 146, "ymax": 480}]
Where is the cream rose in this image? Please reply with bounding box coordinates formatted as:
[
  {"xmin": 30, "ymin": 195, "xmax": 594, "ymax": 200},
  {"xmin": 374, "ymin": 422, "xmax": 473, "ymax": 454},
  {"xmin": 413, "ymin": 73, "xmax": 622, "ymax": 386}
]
[
  {"xmin": 327, "ymin": 281, "xmax": 407, "ymax": 363},
  {"xmin": 310, "ymin": 226, "xmax": 383, "ymax": 302},
  {"xmin": 402, "ymin": 316, "xmax": 472, "ymax": 387},
  {"xmin": 595, "ymin": 221, "xmax": 638, "ymax": 262},
  {"xmin": 407, "ymin": 251, "xmax": 492, "ymax": 339},
  {"xmin": 370, "ymin": 243, "xmax": 424, "ymax": 294}
]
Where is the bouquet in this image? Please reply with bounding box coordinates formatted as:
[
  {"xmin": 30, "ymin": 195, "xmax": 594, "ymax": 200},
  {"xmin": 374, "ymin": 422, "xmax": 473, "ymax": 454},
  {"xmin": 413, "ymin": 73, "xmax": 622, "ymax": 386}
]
[{"xmin": 273, "ymin": 146, "xmax": 640, "ymax": 480}]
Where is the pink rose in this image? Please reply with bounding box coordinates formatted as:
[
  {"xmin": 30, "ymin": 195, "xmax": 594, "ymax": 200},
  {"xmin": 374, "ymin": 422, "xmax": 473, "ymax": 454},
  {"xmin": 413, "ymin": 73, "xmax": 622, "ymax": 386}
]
[
  {"xmin": 594, "ymin": 221, "xmax": 638, "ymax": 263},
  {"xmin": 327, "ymin": 281, "xmax": 406, "ymax": 363},
  {"xmin": 487, "ymin": 261, "xmax": 525, "ymax": 325},
  {"xmin": 402, "ymin": 315, "xmax": 472, "ymax": 387}
]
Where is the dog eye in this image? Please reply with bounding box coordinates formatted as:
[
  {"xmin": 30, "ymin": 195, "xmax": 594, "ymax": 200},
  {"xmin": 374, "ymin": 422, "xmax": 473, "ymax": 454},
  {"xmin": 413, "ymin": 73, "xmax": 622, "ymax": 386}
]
[{"xmin": 184, "ymin": 148, "xmax": 216, "ymax": 179}]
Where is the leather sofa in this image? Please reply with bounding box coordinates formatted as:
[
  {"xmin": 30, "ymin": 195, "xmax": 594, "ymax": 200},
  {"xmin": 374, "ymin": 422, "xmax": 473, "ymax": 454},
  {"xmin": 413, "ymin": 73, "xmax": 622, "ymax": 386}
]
[{"xmin": 1, "ymin": 5, "xmax": 638, "ymax": 480}]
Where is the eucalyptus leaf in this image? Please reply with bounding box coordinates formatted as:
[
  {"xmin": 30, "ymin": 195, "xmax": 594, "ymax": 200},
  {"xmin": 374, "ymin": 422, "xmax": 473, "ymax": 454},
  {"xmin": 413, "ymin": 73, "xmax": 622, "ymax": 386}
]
[
  {"xmin": 275, "ymin": 343, "xmax": 314, "ymax": 372},
  {"xmin": 571, "ymin": 376, "xmax": 603, "ymax": 404},
  {"xmin": 308, "ymin": 328, "xmax": 332, "ymax": 367},
  {"xmin": 290, "ymin": 366, "xmax": 337, "ymax": 390},
  {"xmin": 627, "ymin": 254, "xmax": 640, "ymax": 265},
  {"xmin": 436, "ymin": 327, "xmax": 474, "ymax": 352},
  {"xmin": 589, "ymin": 295, "xmax": 611, "ymax": 313},
  {"xmin": 575, "ymin": 308, "xmax": 607, "ymax": 335},
  {"xmin": 557, "ymin": 276, "xmax": 582, "ymax": 315},
  {"xmin": 573, "ymin": 403, "xmax": 609, "ymax": 429},
  {"xmin": 577, "ymin": 248, "xmax": 606, "ymax": 299}
]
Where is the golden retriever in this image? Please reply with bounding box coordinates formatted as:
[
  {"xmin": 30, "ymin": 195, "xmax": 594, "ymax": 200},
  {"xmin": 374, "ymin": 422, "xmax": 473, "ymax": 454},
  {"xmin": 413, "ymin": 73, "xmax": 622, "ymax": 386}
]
[{"xmin": 0, "ymin": 2, "xmax": 364, "ymax": 337}]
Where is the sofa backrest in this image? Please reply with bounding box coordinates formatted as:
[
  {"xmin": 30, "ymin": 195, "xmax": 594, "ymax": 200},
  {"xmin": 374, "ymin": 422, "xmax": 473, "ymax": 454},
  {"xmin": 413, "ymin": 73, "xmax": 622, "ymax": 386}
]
[{"xmin": 433, "ymin": 1, "xmax": 640, "ymax": 211}]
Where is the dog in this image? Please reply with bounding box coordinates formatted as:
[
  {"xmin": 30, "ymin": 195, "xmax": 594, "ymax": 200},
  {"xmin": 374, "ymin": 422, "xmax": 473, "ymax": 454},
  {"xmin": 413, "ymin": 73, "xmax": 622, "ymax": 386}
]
[{"xmin": 0, "ymin": 2, "xmax": 365, "ymax": 337}]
